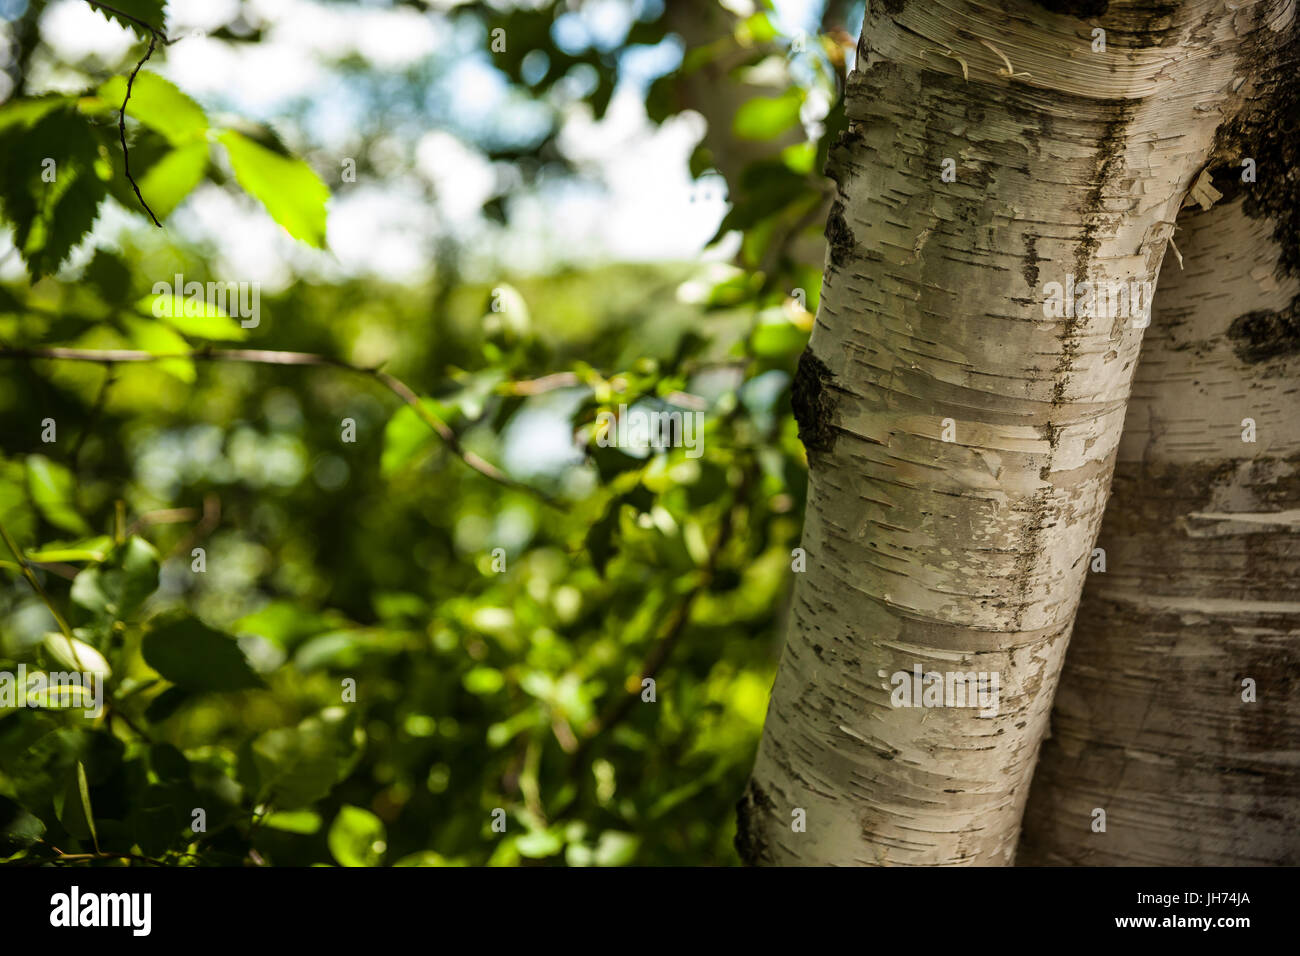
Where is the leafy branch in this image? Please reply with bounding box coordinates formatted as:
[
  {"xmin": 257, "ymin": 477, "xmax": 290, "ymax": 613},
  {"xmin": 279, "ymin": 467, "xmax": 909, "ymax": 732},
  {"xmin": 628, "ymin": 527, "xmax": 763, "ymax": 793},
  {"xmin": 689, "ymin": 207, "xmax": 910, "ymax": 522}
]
[{"xmin": 0, "ymin": 345, "xmax": 563, "ymax": 508}]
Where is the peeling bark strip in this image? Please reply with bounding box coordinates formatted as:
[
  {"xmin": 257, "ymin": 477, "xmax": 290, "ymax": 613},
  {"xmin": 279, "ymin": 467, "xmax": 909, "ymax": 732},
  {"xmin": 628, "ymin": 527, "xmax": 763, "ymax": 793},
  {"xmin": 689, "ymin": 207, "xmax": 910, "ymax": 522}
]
[
  {"xmin": 1020, "ymin": 202, "xmax": 1300, "ymax": 865},
  {"xmin": 742, "ymin": 0, "xmax": 1264, "ymax": 865}
]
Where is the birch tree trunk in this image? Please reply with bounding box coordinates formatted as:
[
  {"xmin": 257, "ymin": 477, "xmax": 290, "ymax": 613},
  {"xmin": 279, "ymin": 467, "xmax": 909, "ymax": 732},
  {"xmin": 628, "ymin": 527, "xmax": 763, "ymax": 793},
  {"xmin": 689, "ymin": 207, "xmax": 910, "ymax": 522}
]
[
  {"xmin": 1019, "ymin": 18, "xmax": 1300, "ymax": 865},
  {"xmin": 738, "ymin": 0, "xmax": 1277, "ymax": 865}
]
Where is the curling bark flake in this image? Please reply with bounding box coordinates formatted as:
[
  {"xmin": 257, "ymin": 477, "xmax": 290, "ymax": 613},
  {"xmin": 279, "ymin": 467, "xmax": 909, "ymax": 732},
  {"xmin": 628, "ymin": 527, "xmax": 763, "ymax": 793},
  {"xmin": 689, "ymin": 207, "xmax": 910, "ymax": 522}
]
[
  {"xmin": 1020, "ymin": 14, "xmax": 1300, "ymax": 864},
  {"xmin": 740, "ymin": 0, "xmax": 1276, "ymax": 865}
]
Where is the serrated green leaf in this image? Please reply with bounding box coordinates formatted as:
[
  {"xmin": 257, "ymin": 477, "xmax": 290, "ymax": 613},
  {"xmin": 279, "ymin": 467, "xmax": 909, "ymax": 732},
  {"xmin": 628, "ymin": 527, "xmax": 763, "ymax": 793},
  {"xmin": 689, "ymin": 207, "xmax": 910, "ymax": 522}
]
[
  {"xmin": 87, "ymin": 0, "xmax": 167, "ymax": 38},
  {"xmin": 219, "ymin": 129, "xmax": 328, "ymax": 247},
  {"xmin": 99, "ymin": 72, "xmax": 208, "ymax": 146},
  {"xmin": 0, "ymin": 107, "xmax": 108, "ymax": 279}
]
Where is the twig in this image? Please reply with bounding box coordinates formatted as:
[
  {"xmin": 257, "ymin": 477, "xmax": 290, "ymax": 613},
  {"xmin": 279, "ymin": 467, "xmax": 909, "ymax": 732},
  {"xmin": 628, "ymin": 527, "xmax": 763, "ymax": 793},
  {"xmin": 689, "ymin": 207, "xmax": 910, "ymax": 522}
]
[
  {"xmin": 84, "ymin": 2, "xmax": 187, "ymax": 225},
  {"xmin": 0, "ymin": 346, "xmax": 562, "ymax": 508},
  {"xmin": 171, "ymin": 493, "xmax": 221, "ymax": 559},
  {"xmin": 118, "ymin": 30, "xmax": 161, "ymax": 226},
  {"xmin": 502, "ymin": 372, "xmax": 580, "ymax": 396},
  {"xmin": 126, "ymin": 506, "xmax": 200, "ymax": 535},
  {"xmin": 0, "ymin": 519, "xmax": 77, "ymax": 642}
]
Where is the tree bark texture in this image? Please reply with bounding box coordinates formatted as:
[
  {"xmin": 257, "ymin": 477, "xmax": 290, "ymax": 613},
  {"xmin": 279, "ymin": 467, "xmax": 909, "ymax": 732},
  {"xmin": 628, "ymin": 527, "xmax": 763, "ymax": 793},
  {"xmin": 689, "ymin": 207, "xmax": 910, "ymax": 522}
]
[
  {"xmin": 1020, "ymin": 13, "xmax": 1300, "ymax": 864},
  {"xmin": 740, "ymin": 0, "xmax": 1285, "ymax": 865}
]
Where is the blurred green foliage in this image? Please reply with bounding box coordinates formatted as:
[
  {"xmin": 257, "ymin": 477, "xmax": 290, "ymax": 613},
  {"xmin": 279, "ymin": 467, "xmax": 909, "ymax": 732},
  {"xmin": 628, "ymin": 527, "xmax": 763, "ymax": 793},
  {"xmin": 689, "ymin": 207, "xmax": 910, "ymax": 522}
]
[{"xmin": 0, "ymin": 0, "xmax": 859, "ymax": 865}]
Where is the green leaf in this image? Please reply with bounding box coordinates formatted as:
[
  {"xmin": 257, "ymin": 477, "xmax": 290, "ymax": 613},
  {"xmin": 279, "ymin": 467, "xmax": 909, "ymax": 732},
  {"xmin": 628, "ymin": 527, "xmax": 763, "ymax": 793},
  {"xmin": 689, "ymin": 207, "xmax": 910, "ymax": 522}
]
[
  {"xmin": 26, "ymin": 536, "xmax": 111, "ymax": 563},
  {"xmin": 0, "ymin": 96, "xmax": 72, "ymax": 135},
  {"xmin": 42, "ymin": 633, "xmax": 112, "ymax": 680},
  {"xmin": 743, "ymin": 12, "xmax": 780, "ymax": 44},
  {"xmin": 515, "ymin": 827, "xmax": 563, "ymax": 859},
  {"xmin": 292, "ymin": 631, "xmax": 363, "ymax": 671},
  {"xmin": 263, "ymin": 809, "xmax": 322, "ymax": 834},
  {"xmin": 328, "ymin": 805, "xmax": 386, "ymax": 867},
  {"xmin": 142, "ymin": 613, "xmax": 264, "ymax": 692},
  {"xmin": 781, "ymin": 141, "xmax": 816, "ymax": 175},
  {"xmin": 136, "ymin": 292, "xmax": 249, "ymax": 341},
  {"xmin": 149, "ymin": 742, "xmax": 190, "ymax": 782},
  {"xmin": 87, "ymin": 1, "xmax": 167, "ymax": 38},
  {"xmin": 56, "ymin": 761, "xmax": 98, "ymax": 848},
  {"xmin": 123, "ymin": 316, "xmax": 196, "ymax": 381},
  {"xmin": 98, "ymin": 72, "xmax": 208, "ymax": 146},
  {"xmin": 26, "ymin": 455, "xmax": 89, "ymax": 536},
  {"xmin": 750, "ymin": 316, "xmax": 810, "ymax": 359},
  {"xmin": 238, "ymin": 711, "xmax": 361, "ymax": 808},
  {"xmin": 0, "ymin": 795, "xmax": 45, "ymax": 852},
  {"xmin": 70, "ymin": 536, "xmax": 160, "ymax": 622},
  {"xmin": 732, "ymin": 90, "xmax": 803, "ymax": 141},
  {"xmin": 381, "ymin": 400, "xmax": 441, "ymax": 477},
  {"xmin": 134, "ymin": 141, "xmax": 208, "ymax": 219},
  {"xmin": 219, "ymin": 129, "xmax": 329, "ymax": 247},
  {"xmin": 593, "ymin": 830, "xmax": 639, "ymax": 866},
  {"xmin": 129, "ymin": 782, "xmax": 202, "ymax": 857},
  {"xmin": 144, "ymin": 686, "xmax": 190, "ymax": 723},
  {"xmin": 0, "ymin": 108, "xmax": 108, "ymax": 279}
]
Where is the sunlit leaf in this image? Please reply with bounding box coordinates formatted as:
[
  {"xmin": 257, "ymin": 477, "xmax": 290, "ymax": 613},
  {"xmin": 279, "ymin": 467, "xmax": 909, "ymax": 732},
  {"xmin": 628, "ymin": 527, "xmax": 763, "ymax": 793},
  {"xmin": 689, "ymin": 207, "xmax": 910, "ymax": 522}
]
[
  {"xmin": 123, "ymin": 316, "xmax": 196, "ymax": 381},
  {"xmin": 135, "ymin": 141, "xmax": 208, "ymax": 219},
  {"xmin": 135, "ymin": 293, "xmax": 249, "ymax": 341},
  {"xmin": 42, "ymin": 633, "xmax": 112, "ymax": 680},
  {"xmin": 219, "ymin": 129, "xmax": 329, "ymax": 247},
  {"xmin": 99, "ymin": 72, "xmax": 208, "ymax": 146},
  {"xmin": 328, "ymin": 805, "xmax": 386, "ymax": 867}
]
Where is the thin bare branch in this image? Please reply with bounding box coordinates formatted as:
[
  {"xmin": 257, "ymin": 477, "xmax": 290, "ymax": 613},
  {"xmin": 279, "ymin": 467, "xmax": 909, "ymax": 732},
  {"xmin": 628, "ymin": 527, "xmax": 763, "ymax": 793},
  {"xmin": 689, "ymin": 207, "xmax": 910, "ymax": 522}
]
[
  {"xmin": 0, "ymin": 345, "xmax": 564, "ymax": 508},
  {"xmin": 119, "ymin": 30, "xmax": 161, "ymax": 227}
]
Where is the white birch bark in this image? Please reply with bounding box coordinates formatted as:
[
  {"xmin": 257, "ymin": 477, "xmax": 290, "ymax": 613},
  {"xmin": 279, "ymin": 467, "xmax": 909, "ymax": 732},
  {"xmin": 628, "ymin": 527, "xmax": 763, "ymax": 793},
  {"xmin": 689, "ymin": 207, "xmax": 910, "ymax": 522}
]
[
  {"xmin": 739, "ymin": 0, "xmax": 1281, "ymax": 865},
  {"xmin": 1020, "ymin": 17, "xmax": 1300, "ymax": 864}
]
